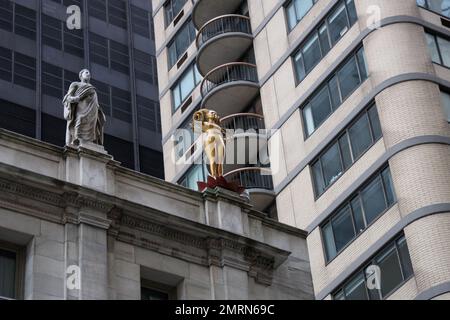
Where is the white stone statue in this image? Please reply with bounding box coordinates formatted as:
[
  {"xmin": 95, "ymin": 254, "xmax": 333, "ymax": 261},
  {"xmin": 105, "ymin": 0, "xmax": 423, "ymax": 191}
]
[{"xmin": 63, "ymin": 69, "xmax": 106, "ymax": 146}]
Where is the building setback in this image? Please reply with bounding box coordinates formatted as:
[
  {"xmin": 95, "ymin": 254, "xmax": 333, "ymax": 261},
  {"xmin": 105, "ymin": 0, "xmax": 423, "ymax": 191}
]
[
  {"xmin": 154, "ymin": 0, "xmax": 450, "ymax": 300},
  {"xmin": 0, "ymin": 0, "xmax": 164, "ymax": 178}
]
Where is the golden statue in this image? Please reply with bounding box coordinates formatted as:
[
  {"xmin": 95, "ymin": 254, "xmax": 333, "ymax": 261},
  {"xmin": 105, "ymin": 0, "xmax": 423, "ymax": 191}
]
[{"xmin": 193, "ymin": 109, "xmax": 226, "ymax": 178}]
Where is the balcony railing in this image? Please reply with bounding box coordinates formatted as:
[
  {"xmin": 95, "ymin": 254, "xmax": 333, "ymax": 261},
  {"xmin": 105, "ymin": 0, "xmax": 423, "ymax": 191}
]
[
  {"xmin": 224, "ymin": 167, "xmax": 273, "ymax": 190},
  {"xmin": 220, "ymin": 113, "xmax": 265, "ymax": 131},
  {"xmin": 196, "ymin": 14, "xmax": 252, "ymax": 48},
  {"xmin": 201, "ymin": 62, "xmax": 258, "ymax": 98}
]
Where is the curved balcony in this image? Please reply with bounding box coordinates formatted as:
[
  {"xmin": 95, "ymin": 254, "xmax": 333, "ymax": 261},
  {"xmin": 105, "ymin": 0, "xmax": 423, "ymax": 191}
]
[
  {"xmin": 220, "ymin": 113, "xmax": 265, "ymax": 131},
  {"xmin": 201, "ymin": 62, "xmax": 259, "ymax": 116},
  {"xmin": 196, "ymin": 15, "xmax": 253, "ymax": 77},
  {"xmin": 224, "ymin": 167, "xmax": 275, "ymax": 211},
  {"xmin": 192, "ymin": 0, "xmax": 243, "ymax": 30}
]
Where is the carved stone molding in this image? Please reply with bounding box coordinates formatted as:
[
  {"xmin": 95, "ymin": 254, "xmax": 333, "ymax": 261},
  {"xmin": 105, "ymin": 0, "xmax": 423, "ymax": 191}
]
[{"xmin": 117, "ymin": 214, "xmax": 287, "ymax": 285}]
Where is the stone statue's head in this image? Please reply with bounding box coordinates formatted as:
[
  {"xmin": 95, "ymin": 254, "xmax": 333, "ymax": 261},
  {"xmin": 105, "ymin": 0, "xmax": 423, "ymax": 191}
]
[{"xmin": 79, "ymin": 69, "xmax": 91, "ymax": 83}]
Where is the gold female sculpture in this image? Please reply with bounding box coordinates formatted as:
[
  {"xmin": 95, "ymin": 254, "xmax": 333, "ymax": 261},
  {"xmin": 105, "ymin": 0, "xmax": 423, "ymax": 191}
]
[{"xmin": 193, "ymin": 109, "xmax": 225, "ymax": 178}]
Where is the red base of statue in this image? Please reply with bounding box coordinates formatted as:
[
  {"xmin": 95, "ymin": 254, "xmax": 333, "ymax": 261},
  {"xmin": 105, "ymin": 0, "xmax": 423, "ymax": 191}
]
[{"xmin": 198, "ymin": 176, "xmax": 246, "ymax": 194}]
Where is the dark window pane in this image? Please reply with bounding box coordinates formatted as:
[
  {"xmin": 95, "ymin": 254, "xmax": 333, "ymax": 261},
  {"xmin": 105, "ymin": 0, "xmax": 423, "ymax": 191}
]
[
  {"xmin": 302, "ymin": 33, "xmax": 322, "ymax": 74},
  {"xmin": 0, "ymin": 99, "xmax": 36, "ymax": 138},
  {"xmin": 397, "ymin": 236, "xmax": 414, "ymax": 280},
  {"xmin": 344, "ymin": 273, "xmax": 369, "ymax": 300},
  {"xmin": 356, "ymin": 47, "xmax": 368, "ymax": 80},
  {"xmin": 368, "ymin": 105, "xmax": 382, "ymax": 141},
  {"xmin": 323, "ymin": 222, "xmax": 337, "ymax": 261},
  {"xmin": 346, "ymin": 0, "xmax": 358, "ymax": 25},
  {"xmin": 349, "ymin": 113, "xmax": 372, "ymax": 159},
  {"xmin": 332, "ymin": 205, "xmax": 355, "ymax": 253},
  {"xmin": 351, "ymin": 196, "xmax": 365, "ymax": 233},
  {"xmin": 339, "ymin": 134, "xmax": 352, "ymax": 170},
  {"xmin": 328, "ymin": 3, "xmax": 349, "ymax": 45},
  {"xmin": 328, "ymin": 75, "xmax": 341, "ymax": 110},
  {"xmin": 312, "ymin": 160, "xmax": 325, "ymax": 196},
  {"xmin": 104, "ymin": 134, "xmax": 134, "ymax": 169},
  {"xmin": 310, "ymin": 85, "xmax": 332, "ymax": 129},
  {"xmin": 382, "ymin": 168, "xmax": 396, "ymax": 206},
  {"xmin": 318, "ymin": 23, "xmax": 331, "ymax": 56},
  {"xmin": 361, "ymin": 175, "xmax": 387, "ymax": 225},
  {"xmin": 376, "ymin": 245, "xmax": 404, "ymax": 297},
  {"xmin": 141, "ymin": 287, "xmax": 169, "ymax": 300},
  {"xmin": 337, "ymin": 56, "xmax": 360, "ymax": 100},
  {"xmin": 0, "ymin": 249, "xmax": 16, "ymax": 299},
  {"xmin": 139, "ymin": 146, "xmax": 164, "ymax": 179},
  {"xmin": 321, "ymin": 143, "xmax": 343, "ymax": 189}
]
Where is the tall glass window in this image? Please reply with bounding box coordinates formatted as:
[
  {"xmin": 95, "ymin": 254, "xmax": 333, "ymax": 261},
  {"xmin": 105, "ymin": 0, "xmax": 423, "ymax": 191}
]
[
  {"xmin": 333, "ymin": 234, "xmax": 414, "ymax": 300},
  {"xmin": 179, "ymin": 163, "xmax": 208, "ymax": 191},
  {"xmin": 426, "ymin": 32, "xmax": 450, "ymax": 68},
  {"xmin": 168, "ymin": 20, "xmax": 196, "ymax": 69},
  {"xmin": 292, "ymin": 0, "xmax": 358, "ymax": 83},
  {"xmin": 302, "ymin": 47, "xmax": 368, "ymax": 137},
  {"xmin": 164, "ymin": 0, "xmax": 187, "ymax": 27},
  {"xmin": 0, "ymin": 248, "xmax": 17, "ymax": 300},
  {"xmin": 172, "ymin": 64, "xmax": 202, "ymax": 111},
  {"xmin": 286, "ymin": 0, "xmax": 317, "ymax": 31},
  {"xmin": 322, "ymin": 166, "xmax": 396, "ymax": 261}
]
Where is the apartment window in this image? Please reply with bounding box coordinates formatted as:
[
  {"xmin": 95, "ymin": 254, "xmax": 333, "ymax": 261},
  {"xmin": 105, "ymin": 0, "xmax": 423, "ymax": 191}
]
[
  {"xmin": 179, "ymin": 164, "xmax": 208, "ymax": 191},
  {"xmin": 168, "ymin": 20, "xmax": 196, "ymax": 69},
  {"xmin": 322, "ymin": 166, "xmax": 396, "ymax": 262},
  {"xmin": 14, "ymin": 52, "xmax": 36, "ymax": 90},
  {"xmin": 88, "ymin": 0, "xmax": 127, "ymax": 29},
  {"xmin": 426, "ymin": 32, "xmax": 450, "ymax": 68},
  {"xmin": 137, "ymin": 95, "xmax": 161, "ymax": 133},
  {"xmin": 0, "ymin": 0, "xmax": 13, "ymax": 32},
  {"xmin": 131, "ymin": 5, "xmax": 153, "ymax": 39},
  {"xmin": 14, "ymin": 4, "xmax": 36, "ymax": 40},
  {"xmin": 111, "ymin": 86, "xmax": 132, "ymax": 123},
  {"xmin": 286, "ymin": 0, "xmax": 318, "ymax": 31},
  {"xmin": 172, "ymin": 64, "xmax": 202, "ymax": 111},
  {"xmin": 0, "ymin": 47, "xmax": 12, "ymax": 82},
  {"xmin": 293, "ymin": 0, "xmax": 357, "ymax": 83},
  {"xmin": 302, "ymin": 47, "xmax": 368, "ymax": 137},
  {"xmin": 134, "ymin": 49, "xmax": 158, "ymax": 85},
  {"xmin": 89, "ymin": 33, "xmax": 130, "ymax": 74},
  {"xmin": 333, "ymin": 235, "xmax": 413, "ymax": 300},
  {"xmin": 417, "ymin": 0, "xmax": 450, "ymax": 18},
  {"xmin": 164, "ymin": 0, "xmax": 187, "ymax": 27},
  {"xmin": 311, "ymin": 104, "xmax": 382, "ymax": 197},
  {"xmin": 0, "ymin": 248, "xmax": 17, "ymax": 300},
  {"xmin": 441, "ymin": 91, "xmax": 450, "ymax": 122}
]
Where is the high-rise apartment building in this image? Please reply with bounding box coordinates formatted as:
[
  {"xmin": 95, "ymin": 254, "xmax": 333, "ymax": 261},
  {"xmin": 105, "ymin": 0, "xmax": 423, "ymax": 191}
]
[
  {"xmin": 154, "ymin": 0, "xmax": 450, "ymax": 300},
  {"xmin": 0, "ymin": 0, "xmax": 164, "ymax": 178}
]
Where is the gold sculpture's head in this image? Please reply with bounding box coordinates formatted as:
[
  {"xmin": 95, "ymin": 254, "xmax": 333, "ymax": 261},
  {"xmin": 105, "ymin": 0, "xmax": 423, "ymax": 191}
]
[{"xmin": 193, "ymin": 109, "xmax": 221, "ymax": 128}]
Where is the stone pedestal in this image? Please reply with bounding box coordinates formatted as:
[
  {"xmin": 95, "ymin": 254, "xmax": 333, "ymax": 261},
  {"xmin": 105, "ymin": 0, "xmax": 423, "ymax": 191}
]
[{"xmin": 63, "ymin": 142, "xmax": 117, "ymax": 194}]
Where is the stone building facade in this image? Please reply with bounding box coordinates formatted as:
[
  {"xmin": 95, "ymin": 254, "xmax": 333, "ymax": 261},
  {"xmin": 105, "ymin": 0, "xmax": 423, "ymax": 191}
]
[{"xmin": 0, "ymin": 129, "xmax": 313, "ymax": 300}]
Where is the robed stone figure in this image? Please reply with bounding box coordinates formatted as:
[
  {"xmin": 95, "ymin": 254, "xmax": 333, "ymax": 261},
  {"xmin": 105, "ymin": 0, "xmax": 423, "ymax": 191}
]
[{"xmin": 63, "ymin": 69, "xmax": 106, "ymax": 146}]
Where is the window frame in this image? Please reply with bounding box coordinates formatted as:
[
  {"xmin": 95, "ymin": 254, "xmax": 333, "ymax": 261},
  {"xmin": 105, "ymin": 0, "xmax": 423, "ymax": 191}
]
[
  {"xmin": 426, "ymin": 31, "xmax": 450, "ymax": 69},
  {"xmin": 320, "ymin": 165, "xmax": 397, "ymax": 264},
  {"xmin": 285, "ymin": 0, "xmax": 318, "ymax": 32},
  {"xmin": 291, "ymin": 0, "xmax": 358, "ymax": 85},
  {"xmin": 332, "ymin": 234, "xmax": 414, "ymax": 300},
  {"xmin": 171, "ymin": 63, "xmax": 201, "ymax": 113},
  {"xmin": 0, "ymin": 241, "xmax": 24, "ymax": 300},
  {"xmin": 300, "ymin": 46, "xmax": 369, "ymax": 139}
]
